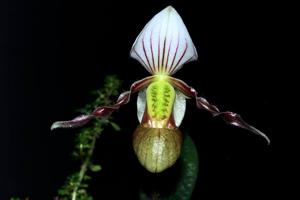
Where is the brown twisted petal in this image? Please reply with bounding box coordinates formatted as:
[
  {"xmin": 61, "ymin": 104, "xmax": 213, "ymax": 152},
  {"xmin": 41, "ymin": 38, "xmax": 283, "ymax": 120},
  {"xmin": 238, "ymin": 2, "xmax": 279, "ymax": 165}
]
[
  {"xmin": 50, "ymin": 76, "xmax": 155, "ymax": 130},
  {"xmin": 169, "ymin": 77, "xmax": 270, "ymax": 144},
  {"xmin": 133, "ymin": 125, "xmax": 183, "ymax": 173}
]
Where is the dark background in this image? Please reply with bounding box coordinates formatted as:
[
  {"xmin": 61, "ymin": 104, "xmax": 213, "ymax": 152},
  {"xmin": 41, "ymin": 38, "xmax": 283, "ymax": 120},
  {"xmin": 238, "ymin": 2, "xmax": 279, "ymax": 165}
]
[{"xmin": 0, "ymin": 0, "xmax": 291, "ymax": 199}]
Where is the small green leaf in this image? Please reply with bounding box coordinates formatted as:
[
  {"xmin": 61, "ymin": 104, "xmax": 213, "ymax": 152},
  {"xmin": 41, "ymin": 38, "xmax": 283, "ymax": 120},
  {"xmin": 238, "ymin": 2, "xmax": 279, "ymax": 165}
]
[
  {"xmin": 90, "ymin": 164, "xmax": 102, "ymax": 172},
  {"xmin": 80, "ymin": 183, "xmax": 89, "ymax": 188},
  {"xmin": 83, "ymin": 175, "xmax": 92, "ymax": 180},
  {"xmin": 110, "ymin": 122, "xmax": 121, "ymax": 131}
]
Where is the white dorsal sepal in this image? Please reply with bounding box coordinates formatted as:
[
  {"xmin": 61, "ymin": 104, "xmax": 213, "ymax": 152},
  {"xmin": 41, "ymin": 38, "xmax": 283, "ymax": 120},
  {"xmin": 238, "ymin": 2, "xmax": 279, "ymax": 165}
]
[{"xmin": 130, "ymin": 6, "xmax": 198, "ymax": 75}]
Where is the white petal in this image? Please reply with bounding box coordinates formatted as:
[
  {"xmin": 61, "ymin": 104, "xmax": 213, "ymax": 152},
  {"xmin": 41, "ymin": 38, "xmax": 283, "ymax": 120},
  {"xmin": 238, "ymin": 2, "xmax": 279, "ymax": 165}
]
[
  {"xmin": 173, "ymin": 90, "xmax": 186, "ymax": 127},
  {"xmin": 130, "ymin": 6, "xmax": 198, "ymax": 75},
  {"xmin": 137, "ymin": 89, "xmax": 146, "ymax": 123}
]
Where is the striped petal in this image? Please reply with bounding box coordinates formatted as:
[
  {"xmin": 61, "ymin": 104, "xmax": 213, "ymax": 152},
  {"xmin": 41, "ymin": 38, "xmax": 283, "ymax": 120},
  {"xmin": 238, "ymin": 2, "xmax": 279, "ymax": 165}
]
[{"xmin": 130, "ymin": 6, "xmax": 198, "ymax": 75}]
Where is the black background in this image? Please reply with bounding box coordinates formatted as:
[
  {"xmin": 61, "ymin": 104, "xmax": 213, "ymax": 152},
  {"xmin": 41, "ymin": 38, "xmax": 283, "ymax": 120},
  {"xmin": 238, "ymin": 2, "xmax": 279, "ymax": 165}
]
[{"xmin": 0, "ymin": 0, "xmax": 291, "ymax": 199}]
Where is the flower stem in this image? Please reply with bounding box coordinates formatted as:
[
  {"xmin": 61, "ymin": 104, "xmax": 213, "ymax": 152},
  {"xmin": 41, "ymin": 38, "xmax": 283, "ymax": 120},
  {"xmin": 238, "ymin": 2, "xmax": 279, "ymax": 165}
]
[
  {"xmin": 72, "ymin": 135, "xmax": 97, "ymax": 200},
  {"xmin": 57, "ymin": 75, "xmax": 122, "ymax": 200}
]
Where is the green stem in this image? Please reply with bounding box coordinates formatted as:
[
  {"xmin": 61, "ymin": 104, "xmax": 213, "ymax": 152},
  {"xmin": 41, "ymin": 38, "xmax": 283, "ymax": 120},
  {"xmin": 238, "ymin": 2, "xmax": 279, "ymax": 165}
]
[
  {"xmin": 71, "ymin": 135, "xmax": 97, "ymax": 200},
  {"xmin": 57, "ymin": 76, "xmax": 121, "ymax": 199}
]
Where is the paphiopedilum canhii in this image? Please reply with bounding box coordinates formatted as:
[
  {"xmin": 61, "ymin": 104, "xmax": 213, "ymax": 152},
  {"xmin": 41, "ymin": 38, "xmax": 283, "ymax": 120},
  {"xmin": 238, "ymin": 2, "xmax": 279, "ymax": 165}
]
[{"xmin": 51, "ymin": 6, "xmax": 270, "ymax": 173}]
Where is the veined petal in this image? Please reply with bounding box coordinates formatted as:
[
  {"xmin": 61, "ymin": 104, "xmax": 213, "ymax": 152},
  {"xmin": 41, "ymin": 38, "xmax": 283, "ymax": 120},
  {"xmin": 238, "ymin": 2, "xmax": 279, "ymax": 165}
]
[{"xmin": 130, "ymin": 6, "xmax": 198, "ymax": 75}]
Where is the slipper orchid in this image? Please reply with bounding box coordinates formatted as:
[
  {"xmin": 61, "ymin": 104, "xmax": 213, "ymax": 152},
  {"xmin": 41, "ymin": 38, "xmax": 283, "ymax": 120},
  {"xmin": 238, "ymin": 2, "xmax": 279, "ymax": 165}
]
[{"xmin": 51, "ymin": 6, "xmax": 270, "ymax": 173}]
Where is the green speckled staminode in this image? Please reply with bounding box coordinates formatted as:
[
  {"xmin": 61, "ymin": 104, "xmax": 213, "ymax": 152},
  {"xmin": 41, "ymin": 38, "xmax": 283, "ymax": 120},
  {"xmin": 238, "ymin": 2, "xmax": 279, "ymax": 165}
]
[{"xmin": 146, "ymin": 80, "xmax": 175, "ymax": 122}]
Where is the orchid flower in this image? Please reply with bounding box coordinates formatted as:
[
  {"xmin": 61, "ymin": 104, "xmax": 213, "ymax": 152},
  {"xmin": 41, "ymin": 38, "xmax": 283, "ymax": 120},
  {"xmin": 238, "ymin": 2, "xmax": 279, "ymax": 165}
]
[{"xmin": 51, "ymin": 6, "xmax": 270, "ymax": 173}]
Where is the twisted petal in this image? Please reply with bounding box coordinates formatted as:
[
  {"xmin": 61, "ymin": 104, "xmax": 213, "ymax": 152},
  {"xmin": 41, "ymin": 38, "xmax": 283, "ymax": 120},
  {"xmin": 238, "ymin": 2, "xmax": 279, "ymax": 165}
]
[
  {"xmin": 169, "ymin": 77, "xmax": 270, "ymax": 144},
  {"xmin": 50, "ymin": 115, "xmax": 94, "ymax": 130},
  {"xmin": 130, "ymin": 6, "xmax": 198, "ymax": 75},
  {"xmin": 51, "ymin": 76, "xmax": 155, "ymax": 130}
]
